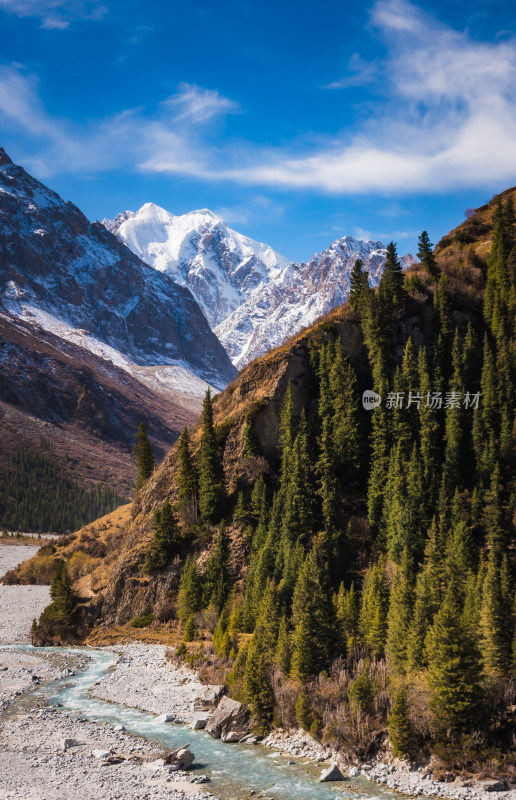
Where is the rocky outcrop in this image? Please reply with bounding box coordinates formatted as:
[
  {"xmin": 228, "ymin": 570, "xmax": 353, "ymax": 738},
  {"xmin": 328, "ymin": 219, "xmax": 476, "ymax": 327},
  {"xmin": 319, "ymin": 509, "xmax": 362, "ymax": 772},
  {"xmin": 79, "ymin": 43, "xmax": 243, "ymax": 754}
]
[{"xmin": 204, "ymin": 697, "xmax": 250, "ymax": 740}]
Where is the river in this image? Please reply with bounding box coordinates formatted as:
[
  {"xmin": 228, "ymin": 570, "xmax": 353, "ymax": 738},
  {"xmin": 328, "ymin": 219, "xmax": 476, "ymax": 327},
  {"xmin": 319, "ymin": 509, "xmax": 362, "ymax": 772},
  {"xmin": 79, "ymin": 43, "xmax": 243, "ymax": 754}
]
[{"xmin": 6, "ymin": 643, "xmax": 402, "ymax": 800}]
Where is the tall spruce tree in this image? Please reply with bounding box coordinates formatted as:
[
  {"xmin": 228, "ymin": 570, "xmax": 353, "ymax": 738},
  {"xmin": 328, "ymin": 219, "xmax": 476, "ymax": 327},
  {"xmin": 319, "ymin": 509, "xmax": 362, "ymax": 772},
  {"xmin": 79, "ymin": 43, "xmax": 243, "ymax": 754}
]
[
  {"xmin": 427, "ymin": 589, "xmax": 485, "ymax": 736},
  {"xmin": 176, "ymin": 426, "xmax": 198, "ymax": 524},
  {"xmin": 203, "ymin": 522, "xmax": 231, "ymax": 610},
  {"xmin": 417, "ymin": 231, "xmax": 440, "ymax": 280},
  {"xmin": 198, "ymin": 389, "xmax": 225, "ymax": 523},
  {"xmin": 134, "ymin": 422, "xmax": 155, "ymax": 490},
  {"xmin": 349, "ymin": 258, "xmax": 370, "ymax": 311},
  {"xmin": 378, "ymin": 242, "xmax": 406, "ymax": 309},
  {"xmin": 143, "ymin": 498, "xmax": 180, "ymax": 574}
]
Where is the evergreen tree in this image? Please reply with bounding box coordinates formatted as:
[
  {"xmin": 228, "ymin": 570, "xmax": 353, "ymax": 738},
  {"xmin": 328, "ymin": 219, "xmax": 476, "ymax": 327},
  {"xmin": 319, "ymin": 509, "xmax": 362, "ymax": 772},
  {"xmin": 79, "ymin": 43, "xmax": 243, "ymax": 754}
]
[
  {"xmin": 35, "ymin": 562, "xmax": 77, "ymax": 642},
  {"xmin": 378, "ymin": 242, "xmax": 406, "ymax": 309},
  {"xmin": 330, "ymin": 347, "xmax": 362, "ymax": 476},
  {"xmin": 275, "ymin": 614, "xmax": 292, "ymax": 673},
  {"xmin": 242, "ymin": 414, "xmax": 259, "ymax": 458},
  {"xmin": 427, "ymin": 590, "xmax": 485, "ymax": 736},
  {"xmin": 417, "ymin": 231, "xmax": 440, "ymax": 280},
  {"xmin": 176, "ymin": 426, "xmax": 198, "ymax": 523},
  {"xmin": 479, "ymin": 549, "xmax": 511, "ymax": 676},
  {"xmin": 386, "ymin": 550, "xmax": 414, "ymax": 675},
  {"xmin": 177, "ymin": 555, "xmax": 202, "ymax": 621},
  {"xmin": 198, "ymin": 389, "xmax": 225, "ymax": 523},
  {"xmin": 290, "ymin": 544, "xmax": 337, "ymax": 680},
  {"xmin": 143, "ymin": 498, "xmax": 180, "ymax": 574},
  {"xmin": 359, "ymin": 556, "xmax": 389, "ymax": 657},
  {"xmin": 336, "ymin": 581, "xmax": 359, "ymax": 654},
  {"xmin": 183, "ymin": 614, "xmax": 196, "ymax": 642},
  {"xmin": 203, "ymin": 522, "xmax": 231, "ymax": 610},
  {"xmin": 389, "ymin": 688, "xmax": 413, "ymax": 758},
  {"xmin": 349, "ymin": 258, "xmax": 370, "ymax": 311},
  {"xmin": 242, "ymin": 635, "xmax": 274, "ymax": 732},
  {"xmin": 134, "ymin": 422, "xmax": 155, "ymax": 490},
  {"xmin": 295, "ymin": 690, "xmax": 312, "ymax": 730}
]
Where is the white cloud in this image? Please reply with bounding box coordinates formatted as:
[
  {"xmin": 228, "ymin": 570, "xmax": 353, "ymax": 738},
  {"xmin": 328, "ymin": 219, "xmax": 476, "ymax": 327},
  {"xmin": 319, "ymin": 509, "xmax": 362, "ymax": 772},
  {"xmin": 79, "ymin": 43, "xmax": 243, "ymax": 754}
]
[
  {"xmin": 325, "ymin": 53, "xmax": 378, "ymax": 89},
  {"xmin": 163, "ymin": 83, "xmax": 240, "ymax": 125},
  {"xmin": 2, "ymin": 0, "xmax": 516, "ymax": 196},
  {"xmin": 0, "ymin": 0, "xmax": 106, "ymax": 28}
]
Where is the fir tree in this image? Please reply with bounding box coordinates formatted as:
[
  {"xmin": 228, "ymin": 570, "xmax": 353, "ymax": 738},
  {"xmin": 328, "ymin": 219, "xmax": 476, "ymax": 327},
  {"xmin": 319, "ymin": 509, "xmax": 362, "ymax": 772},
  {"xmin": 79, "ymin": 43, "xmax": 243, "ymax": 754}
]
[
  {"xmin": 183, "ymin": 614, "xmax": 196, "ymax": 642},
  {"xmin": 389, "ymin": 688, "xmax": 413, "ymax": 758},
  {"xmin": 417, "ymin": 231, "xmax": 440, "ymax": 280},
  {"xmin": 176, "ymin": 426, "xmax": 198, "ymax": 524},
  {"xmin": 242, "ymin": 635, "xmax": 274, "ymax": 732},
  {"xmin": 479, "ymin": 550, "xmax": 511, "ymax": 676},
  {"xmin": 134, "ymin": 422, "xmax": 155, "ymax": 490},
  {"xmin": 177, "ymin": 555, "xmax": 202, "ymax": 621},
  {"xmin": 290, "ymin": 544, "xmax": 336, "ymax": 680},
  {"xmin": 198, "ymin": 389, "xmax": 225, "ymax": 523},
  {"xmin": 349, "ymin": 258, "xmax": 370, "ymax": 311},
  {"xmin": 386, "ymin": 550, "xmax": 414, "ymax": 675},
  {"xmin": 359, "ymin": 556, "xmax": 389, "ymax": 658},
  {"xmin": 378, "ymin": 242, "xmax": 406, "ymax": 309},
  {"xmin": 427, "ymin": 590, "xmax": 485, "ymax": 736},
  {"xmin": 275, "ymin": 614, "xmax": 292, "ymax": 673},
  {"xmin": 295, "ymin": 690, "xmax": 312, "ymax": 730},
  {"xmin": 336, "ymin": 582, "xmax": 359, "ymax": 654},
  {"xmin": 143, "ymin": 498, "xmax": 180, "ymax": 574},
  {"xmin": 242, "ymin": 414, "xmax": 259, "ymax": 458},
  {"xmin": 203, "ymin": 522, "xmax": 231, "ymax": 610}
]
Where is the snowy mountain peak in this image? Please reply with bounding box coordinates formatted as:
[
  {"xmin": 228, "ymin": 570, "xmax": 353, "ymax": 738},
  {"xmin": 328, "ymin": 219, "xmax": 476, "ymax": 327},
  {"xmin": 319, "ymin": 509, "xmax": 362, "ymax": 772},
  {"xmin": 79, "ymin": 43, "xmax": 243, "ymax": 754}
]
[{"xmin": 105, "ymin": 202, "xmax": 291, "ymax": 328}]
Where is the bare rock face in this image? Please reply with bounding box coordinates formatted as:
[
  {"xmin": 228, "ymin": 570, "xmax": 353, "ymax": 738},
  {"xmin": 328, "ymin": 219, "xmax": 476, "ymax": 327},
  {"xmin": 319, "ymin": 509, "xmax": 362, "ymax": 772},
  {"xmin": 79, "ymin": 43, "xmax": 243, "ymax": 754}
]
[
  {"xmin": 205, "ymin": 696, "xmax": 250, "ymax": 740},
  {"xmin": 0, "ymin": 148, "xmax": 235, "ymax": 390}
]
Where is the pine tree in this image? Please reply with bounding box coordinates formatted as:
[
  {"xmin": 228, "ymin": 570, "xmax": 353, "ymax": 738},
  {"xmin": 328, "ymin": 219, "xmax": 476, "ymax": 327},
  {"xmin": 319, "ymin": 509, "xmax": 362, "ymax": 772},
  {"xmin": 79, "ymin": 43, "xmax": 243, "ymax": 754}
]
[
  {"xmin": 417, "ymin": 231, "xmax": 440, "ymax": 280},
  {"xmin": 183, "ymin": 614, "xmax": 196, "ymax": 642},
  {"xmin": 198, "ymin": 389, "xmax": 225, "ymax": 524},
  {"xmin": 336, "ymin": 581, "xmax": 359, "ymax": 654},
  {"xmin": 330, "ymin": 347, "xmax": 362, "ymax": 476},
  {"xmin": 389, "ymin": 688, "xmax": 413, "ymax": 758},
  {"xmin": 275, "ymin": 614, "xmax": 292, "ymax": 673},
  {"xmin": 253, "ymin": 578, "xmax": 280, "ymax": 667},
  {"xmin": 295, "ymin": 690, "xmax": 312, "ymax": 730},
  {"xmin": 349, "ymin": 258, "xmax": 370, "ymax": 311},
  {"xmin": 176, "ymin": 426, "xmax": 198, "ymax": 524},
  {"xmin": 35, "ymin": 562, "xmax": 77, "ymax": 642},
  {"xmin": 242, "ymin": 414, "xmax": 259, "ymax": 458},
  {"xmin": 427, "ymin": 589, "xmax": 485, "ymax": 736},
  {"xmin": 479, "ymin": 549, "xmax": 511, "ymax": 676},
  {"xmin": 177, "ymin": 555, "xmax": 202, "ymax": 621},
  {"xmin": 378, "ymin": 242, "xmax": 406, "ymax": 309},
  {"xmin": 386, "ymin": 550, "xmax": 414, "ymax": 675},
  {"xmin": 242, "ymin": 635, "xmax": 274, "ymax": 732},
  {"xmin": 203, "ymin": 522, "xmax": 231, "ymax": 610},
  {"xmin": 143, "ymin": 498, "xmax": 180, "ymax": 574},
  {"xmin": 359, "ymin": 556, "xmax": 389, "ymax": 657},
  {"xmin": 134, "ymin": 422, "xmax": 155, "ymax": 490},
  {"xmin": 290, "ymin": 544, "xmax": 336, "ymax": 680}
]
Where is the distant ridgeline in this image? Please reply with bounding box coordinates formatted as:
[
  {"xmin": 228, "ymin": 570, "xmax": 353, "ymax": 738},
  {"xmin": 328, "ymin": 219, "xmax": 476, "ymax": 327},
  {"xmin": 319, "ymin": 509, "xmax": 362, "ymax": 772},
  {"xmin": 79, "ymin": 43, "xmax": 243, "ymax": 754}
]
[{"xmin": 0, "ymin": 446, "xmax": 127, "ymax": 533}]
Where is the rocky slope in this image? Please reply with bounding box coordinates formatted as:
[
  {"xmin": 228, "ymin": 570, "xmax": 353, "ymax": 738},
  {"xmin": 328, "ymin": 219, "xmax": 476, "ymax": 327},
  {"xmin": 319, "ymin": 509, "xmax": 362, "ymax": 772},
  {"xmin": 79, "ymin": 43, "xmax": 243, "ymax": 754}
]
[
  {"xmin": 0, "ymin": 311, "xmax": 195, "ymax": 494},
  {"xmin": 0, "ymin": 149, "xmax": 235, "ymax": 391},
  {"xmin": 106, "ymin": 202, "xmax": 414, "ymax": 368}
]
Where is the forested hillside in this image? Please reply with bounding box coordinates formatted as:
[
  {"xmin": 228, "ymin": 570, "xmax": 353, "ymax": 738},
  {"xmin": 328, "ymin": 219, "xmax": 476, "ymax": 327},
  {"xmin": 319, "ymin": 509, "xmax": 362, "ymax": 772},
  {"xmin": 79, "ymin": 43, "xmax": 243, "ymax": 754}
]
[{"xmin": 22, "ymin": 190, "xmax": 516, "ymax": 775}]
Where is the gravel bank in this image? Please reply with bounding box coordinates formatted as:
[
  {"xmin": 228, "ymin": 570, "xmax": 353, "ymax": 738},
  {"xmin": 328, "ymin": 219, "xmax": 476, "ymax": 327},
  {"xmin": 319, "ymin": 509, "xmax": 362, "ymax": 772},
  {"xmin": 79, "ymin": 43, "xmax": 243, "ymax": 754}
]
[
  {"xmin": 92, "ymin": 645, "xmax": 218, "ymax": 723},
  {"xmin": 0, "ymin": 708, "xmax": 214, "ymax": 800}
]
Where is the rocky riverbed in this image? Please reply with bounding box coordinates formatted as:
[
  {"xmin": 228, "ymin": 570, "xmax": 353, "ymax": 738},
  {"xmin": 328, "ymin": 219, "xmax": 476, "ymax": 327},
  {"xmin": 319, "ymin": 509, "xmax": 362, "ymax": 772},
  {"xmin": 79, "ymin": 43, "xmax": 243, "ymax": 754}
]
[{"xmin": 0, "ymin": 545, "xmax": 214, "ymax": 800}]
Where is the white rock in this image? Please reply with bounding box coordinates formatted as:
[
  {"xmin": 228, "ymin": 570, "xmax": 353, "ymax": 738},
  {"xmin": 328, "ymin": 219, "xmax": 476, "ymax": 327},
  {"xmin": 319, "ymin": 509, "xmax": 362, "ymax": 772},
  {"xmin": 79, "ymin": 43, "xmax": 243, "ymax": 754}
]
[
  {"xmin": 189, "ymin": 712, "xmax": 210, "ymax": 730},
  {"xmin": 156, "ymin": 713, "xmax": 174, "ymax": 723},
  {"xmin": 349, "ymin": 766, "xmax": 360, "ymax": 777},
  {"xmin": 92, "ymin": 749, "xmax": 111, "ymax": 759}
]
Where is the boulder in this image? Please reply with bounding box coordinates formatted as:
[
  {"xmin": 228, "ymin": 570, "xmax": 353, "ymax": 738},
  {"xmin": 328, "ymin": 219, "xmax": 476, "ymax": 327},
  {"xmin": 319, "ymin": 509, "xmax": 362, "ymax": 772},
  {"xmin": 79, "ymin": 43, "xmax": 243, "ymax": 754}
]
[
  {"xmin": 189, "ymin": 712, "xmax": 210, "ymax": 731},
  {"xmin": 320, "ymin": 764, "xmax": 345, "ymax": 782},
  {"xmin": 349, "ymin": 766, "xmax": 360, "ymax": 777},
  {"xmin": 92, "ymin": 749, "xmax": 111, "ymax": 759},
  {"xmin": 205, "ymin": 696, "xmax": 250, "ymax": 739},
  {"xmin": 157, "ymin": 713, "xmax": 174, "ymax": 723},
  {"xmin": 175, "ymin": 748, "xmax": 195, "ymax": 769},
  {"xmin": 482, "ymin": 781, "xmax": 508, "ymax": 792},
  {"xmin": 221, "ymin": 731, "xmax": 242, "ymax": 743},
  {"xmin": 202, "ymin": 685, "xmax": 225, "ymax": 705}
]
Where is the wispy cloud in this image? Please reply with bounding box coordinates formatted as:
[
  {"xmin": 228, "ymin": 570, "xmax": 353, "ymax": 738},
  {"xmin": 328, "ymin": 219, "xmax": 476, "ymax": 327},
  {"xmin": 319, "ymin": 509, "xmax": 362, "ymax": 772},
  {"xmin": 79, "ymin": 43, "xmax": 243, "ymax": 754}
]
[
  {"xmin": 325, "ymin": 53, "xmax": 378, "ymax": 89},
  {"xmin": 2, "ymin": 0, "xmax": 516, "ymax": 195},
  {"xmin": 0, "ymin": 0, "xmax": 107, "ymax": 29},
  {"xmin": 163, "ymin": 82, "xmax": 240, "ymax": 124}
]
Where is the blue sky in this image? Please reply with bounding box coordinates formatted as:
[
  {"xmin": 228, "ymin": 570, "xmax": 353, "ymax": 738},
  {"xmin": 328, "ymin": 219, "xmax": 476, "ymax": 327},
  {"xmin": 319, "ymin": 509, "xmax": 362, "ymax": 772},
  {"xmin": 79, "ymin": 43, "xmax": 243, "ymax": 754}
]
[{"xmin": 0, "ymin": 0, "xmax": 515, "ymax": 261}]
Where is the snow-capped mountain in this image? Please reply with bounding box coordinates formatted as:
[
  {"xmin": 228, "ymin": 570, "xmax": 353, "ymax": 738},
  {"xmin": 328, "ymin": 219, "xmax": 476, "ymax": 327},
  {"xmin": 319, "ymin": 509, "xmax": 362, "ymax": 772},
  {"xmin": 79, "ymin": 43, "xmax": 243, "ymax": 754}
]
[
  {"xmin": 215, "ymin": 236, "xmax": 409, "ymax": 368},
  {"xmin": 0, "ymin": 149, "xmax": 235, "ymax": 391},
  {"xmin": 107, "ymin": 201, "xmax": 414, "ymax": 369},
  {"xmin": 104, "ymin": 204, "xmax": 291, "ymax": 328}
]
